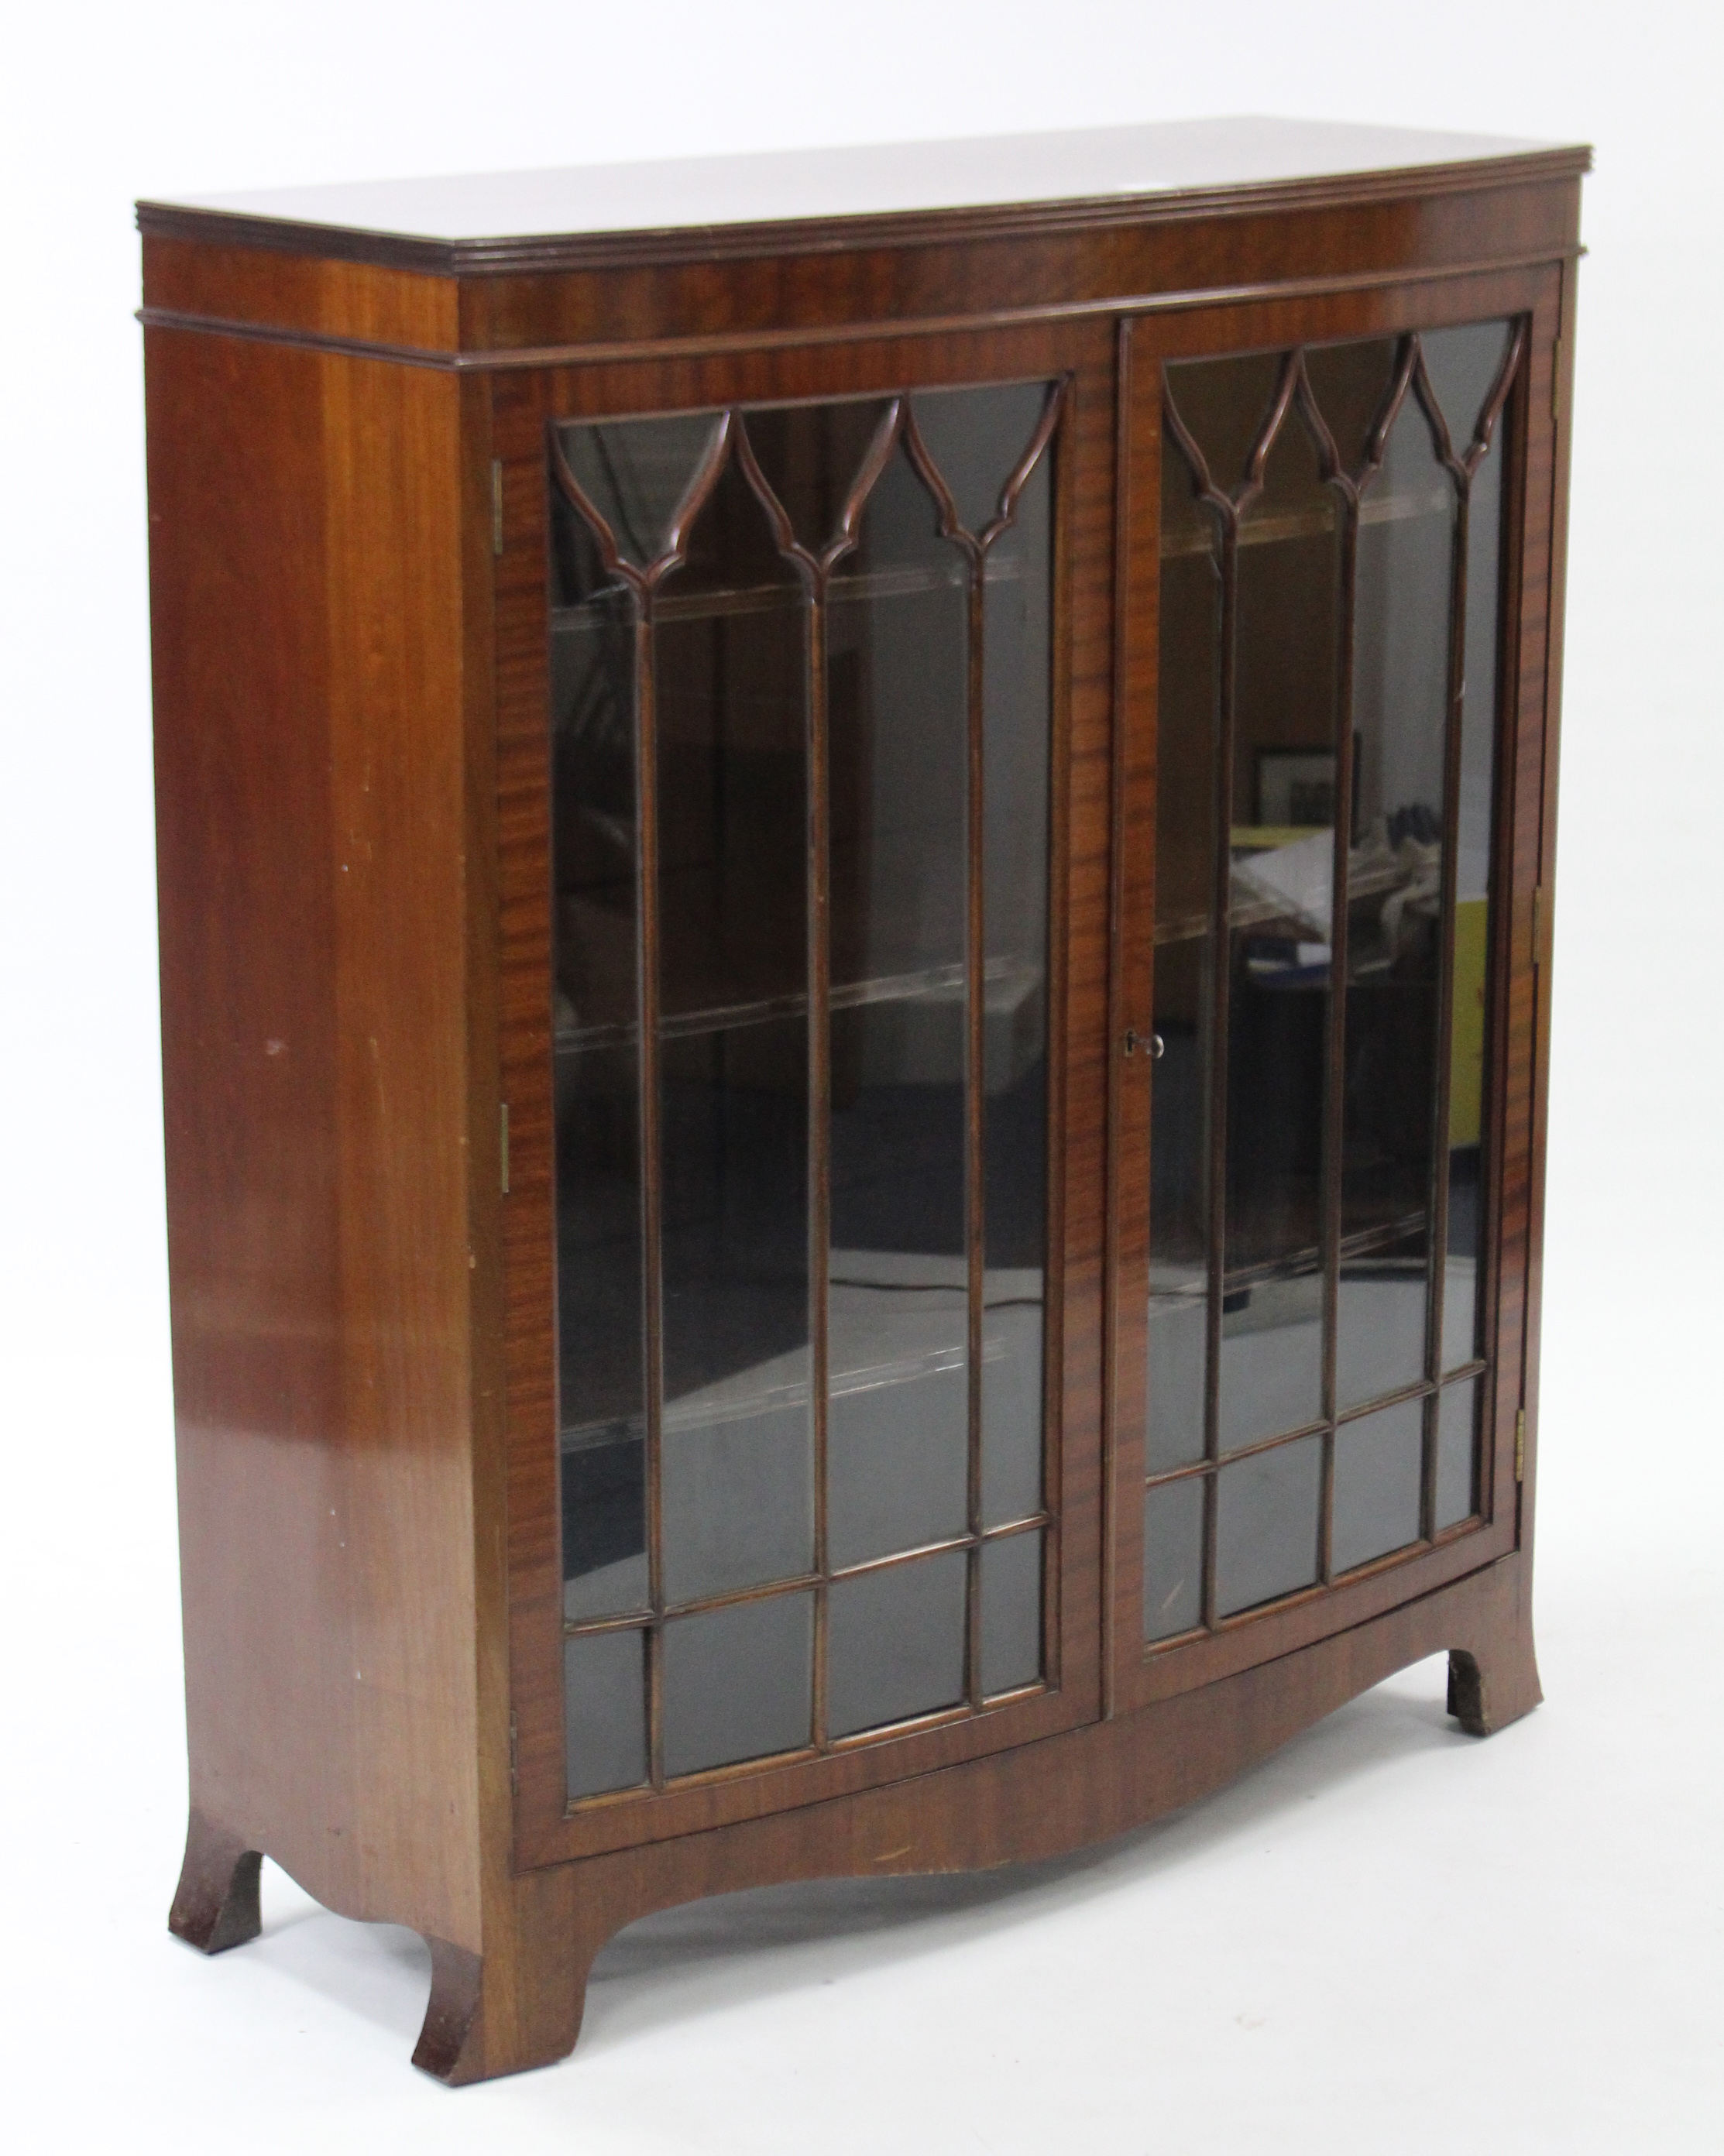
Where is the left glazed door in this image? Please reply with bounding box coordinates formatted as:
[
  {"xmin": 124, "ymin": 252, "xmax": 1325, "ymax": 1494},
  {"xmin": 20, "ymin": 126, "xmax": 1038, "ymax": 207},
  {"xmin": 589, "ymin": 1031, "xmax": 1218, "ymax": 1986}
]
[{"xmin": 496, "ymin": 324, "xmax": 1114, "ymax": 1867}]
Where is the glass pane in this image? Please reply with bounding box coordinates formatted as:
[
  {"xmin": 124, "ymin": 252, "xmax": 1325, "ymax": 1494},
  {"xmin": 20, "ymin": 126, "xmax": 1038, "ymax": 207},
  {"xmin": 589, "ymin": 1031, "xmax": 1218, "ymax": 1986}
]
[
  {"xmin": 1143, "ymin": 1475, "xmax": 1205, "ymax": 1642},
  {"xmin": 1303, "ymin": 338, "xmax": 1399, "ymax": 475},
  {"xmin": 1219, "ymin": 1265, "xmax": 1323, "ymax": 1451},
  {"xmin": 556, "ymin": 390, "xmax": 1063, "ymax": 1776},
  {"xmin": 661, "ymin": 1386, "xmax": 812, "ymax": 1606},
  {"xmin": 562, "ymin": 1420, "xmax": 647, "ymax": 1624},
  {"xmin": 564, "ymin": 1629, "xmax": 647, "ymax": 1799},
  {"xmin": 1334, "ymin": 1224, "xmax": 1429, "ymax": 1413},
  {"xmin": 826, "ymin": 1223, "xmax": 967, "ymax": 1569},
  {"xmin": 555, "ymin": 411, "xmax": 723, "ymax": 570},
  {"xmin": 1165, "ymin": 352, "xmax": 1284, "ymax": 493},
  {"xmin": 981, "ymin": 436, "xmax": 1053, "ymax": 1525},
  {"xmin": 826, "ymin": 434, "xmax": 970, "ymax": 1568},
  {"xmin": 912, "ymin": 379, "xmax": 1051, "ymax": 532},
  {"xmin": 1222, "ymin": 404, "xmax": 1340, "ymax": 1444},
  {"xmin": 980, "ymin": 1531, "xmax": 1042, "ymax": 1695},
  {"xmin": 1334, "ymin": 386, "xmax": 1453, "ymax": 1409},
  {"xmin": 661, "ymin": 1592, "xmax": 813, "ymax": 1777},
  {"xmin": 1444, "ymin": 359, "xmax": 1509, "ymax": 1371},
  {"xmin": 556, "ymin": 1045, "xmax": 648, "ymax": 1620},
  {"xmin": 1138, "ymin": 325, "xmax": 1512, "ymax": 1655},
  {"xmin": 550, "ymin": 466, "xmax": 647, "ymax": 1622},
  {"xmin": 1435, "ymin": 1375, "xmax": 1482, "ymax": 1529},
  {"xmin": 1148, "ymin": 1274, "xmax": 1207, "ymax": 1474},
  {"xmin": 1216, "ymin": 1434, "xmax": 1322, "ymax": 1616},
  {"xmin": 651, "ymin": 450, "xmax": 813, "ymax": 1605},
  {"xmin": 1333, "ymin": 1396, "xmax": 1424, "ymax": 1573},
  {"xmin": 655, "ymin": 455, "xmax": 807, "ymax": 1021},
  {"xmin": 1151, "ymin": 417, "xmax": 1221, "ymax": 1475},
  {"xmin": 740, "ymin": 400, "xmax": 894, "ymax": 551},
  {"xmin": 828, "ymin": 1549, "xmax": 968, "ymax": 1738},
  {"xmin": 660, "ymin": 1020, "xmax": 812, "ymax": 1602},
  {"xmin": 1420, "ymin": 321, "xmax": 1516, "ymax": 457}
]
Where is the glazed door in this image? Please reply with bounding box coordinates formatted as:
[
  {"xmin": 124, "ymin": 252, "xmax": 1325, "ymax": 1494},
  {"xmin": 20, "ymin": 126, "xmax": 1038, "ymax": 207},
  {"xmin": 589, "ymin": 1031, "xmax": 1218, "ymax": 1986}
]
[
  {"xmin": 1110, "ymin": 269, "xmax": 1561, "ymax": 1710},
  {"xmin": 499, "ymin": 324, "xmax": 1114, "ymax": 1866}
]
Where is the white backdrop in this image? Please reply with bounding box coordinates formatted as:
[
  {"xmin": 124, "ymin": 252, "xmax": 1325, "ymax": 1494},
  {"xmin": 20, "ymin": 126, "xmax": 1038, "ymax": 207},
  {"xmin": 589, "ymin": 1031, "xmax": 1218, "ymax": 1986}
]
[{"xmin": 2, "ymin": 4, "xmax": 1719, "ymax": 2148}]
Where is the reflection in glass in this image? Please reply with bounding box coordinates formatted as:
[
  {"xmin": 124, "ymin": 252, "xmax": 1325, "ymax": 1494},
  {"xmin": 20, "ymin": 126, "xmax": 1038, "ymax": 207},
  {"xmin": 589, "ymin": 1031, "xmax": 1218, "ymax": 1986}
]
[
  {"xmin": 828, "ymin": 1550, "xmax": 968, "ymax": 1738},
  {"xmin": 661, "ymin": 1594, "xmax": 813, "ymax": 1777},
  {"xmin": 1435, "ymin": 1375, "xmax": 1481, "ymax": 1530},
  {"xmin": 1216, "ymin": 1436, "xmax": 1323, "ymax": 1617},
  {"xmin": 1220, "ymin": 407, "xmax": 1339, "ymax": 1442},
  {"xmin": 980, "ymin": 1531, "xmax": 1043, "ymax": 1695},
  {"xmin": 1334, "ymin": 384, "xmax": 1452, "ymax": 1409},
  {"xmin": 564, "ymin": 1630, "xmax": 647, "ymax": 1798},
  {"xmin": 1225, "ymin": 409, "xmax": 1340, "ymax": 1265},
  {"xmin": 1145, "ymin": 321, "xmax": 1514, "ymax": 1646},
  {"xmin": 1143, "ymin": 1476, "xmax": 1205, "ymax": 1642},
  {"xmin": 1332, "ymin": 1396, "xmax": 1424, "ymax": 1573}
]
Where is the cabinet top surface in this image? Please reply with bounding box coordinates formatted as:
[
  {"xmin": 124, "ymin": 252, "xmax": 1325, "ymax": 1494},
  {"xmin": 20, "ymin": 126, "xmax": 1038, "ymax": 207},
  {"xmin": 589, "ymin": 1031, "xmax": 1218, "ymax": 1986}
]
[{"xmin": 138, "ymin": 116, "xmax": 1585, "ymax": 271}]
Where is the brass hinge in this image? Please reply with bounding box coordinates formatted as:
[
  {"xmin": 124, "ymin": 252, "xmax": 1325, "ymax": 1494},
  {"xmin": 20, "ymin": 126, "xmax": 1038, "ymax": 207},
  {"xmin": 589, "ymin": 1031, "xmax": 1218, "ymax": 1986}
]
[
  {"xmin": 500, "ymin": 1102, "xmax": 510, "ymax": 1195},
  {"xmin": 1514, "ymin": 1409, "xmax": 1526, "ymax": 1484},
  {"xmin": 492, "ymin": 459, "xmax": 505, "ymax": 557},
  {"xmin": 509, "ymin": 1712, "xmax": 519, "ymax": 1795}
]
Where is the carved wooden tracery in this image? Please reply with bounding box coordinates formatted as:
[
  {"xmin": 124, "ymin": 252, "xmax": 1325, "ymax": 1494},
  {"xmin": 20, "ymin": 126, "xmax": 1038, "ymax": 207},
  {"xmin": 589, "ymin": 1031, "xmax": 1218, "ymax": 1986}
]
[
  {"xmin": 1152, "ymin": 324, "xmax": 1526, "ymax": 1636},
  {"xmin": 549, "ymin": 382, "xmax": 1066, "ymax": 1795}
]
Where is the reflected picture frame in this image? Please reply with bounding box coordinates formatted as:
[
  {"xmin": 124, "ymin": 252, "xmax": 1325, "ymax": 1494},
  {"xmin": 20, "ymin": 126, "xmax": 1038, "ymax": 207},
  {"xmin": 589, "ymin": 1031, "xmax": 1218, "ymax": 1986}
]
[{"xmin": 1255, "ymin": 747, "xmax": 1336, "ymax": 828}]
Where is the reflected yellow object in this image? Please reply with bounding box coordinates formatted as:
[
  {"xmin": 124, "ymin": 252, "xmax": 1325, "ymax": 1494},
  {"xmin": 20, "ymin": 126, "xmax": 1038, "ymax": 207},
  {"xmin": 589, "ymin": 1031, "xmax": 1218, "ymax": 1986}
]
[
  {"xmin": 1229, "ymin": 825, "xmax": 1326, "ymax": 852},
  {"xmin": 1448, "ymin": 899, "xmax": 1489, "ymax": 1148}
]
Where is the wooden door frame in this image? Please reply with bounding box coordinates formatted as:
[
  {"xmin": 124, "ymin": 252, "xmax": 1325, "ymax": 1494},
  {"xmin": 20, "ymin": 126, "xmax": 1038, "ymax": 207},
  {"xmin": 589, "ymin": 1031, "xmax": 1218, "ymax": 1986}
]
[
  {"xmin": 493, "ymin": 316, "xmax": 1117, "ymax": 1870},
  {"xmin": 1106, "ymin": 262, "xmax": 1564, "ymax": 1716}
]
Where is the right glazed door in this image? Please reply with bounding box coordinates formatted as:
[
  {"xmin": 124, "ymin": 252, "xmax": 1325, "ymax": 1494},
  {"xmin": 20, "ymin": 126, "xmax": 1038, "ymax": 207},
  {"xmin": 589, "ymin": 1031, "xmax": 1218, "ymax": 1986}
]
[{"xmin": 1111, "ymin": 269, "xmax": 1561, "ymax": 1707}]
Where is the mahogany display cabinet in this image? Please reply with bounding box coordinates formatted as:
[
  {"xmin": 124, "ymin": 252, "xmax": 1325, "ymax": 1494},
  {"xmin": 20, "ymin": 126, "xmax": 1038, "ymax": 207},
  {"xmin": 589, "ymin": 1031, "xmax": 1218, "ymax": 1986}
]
[{"xmin": 140, "ymin": 118, "xmax": 1585, "ymax": 2082}]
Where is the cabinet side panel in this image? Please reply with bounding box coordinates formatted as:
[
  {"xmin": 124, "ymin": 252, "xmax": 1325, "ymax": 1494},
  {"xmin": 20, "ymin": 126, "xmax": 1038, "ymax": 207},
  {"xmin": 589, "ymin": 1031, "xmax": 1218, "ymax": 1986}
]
[
  {"xmin": 149, "ymin": 325, "xmax": 352, "ymax": 1899},
  {"xmin": 149, "ymin": 327, "xmax": 483, "ymax": 1950},
  {"xmin": 321, "ymin": 351, "xmax": 483, "ymax": 1948}
]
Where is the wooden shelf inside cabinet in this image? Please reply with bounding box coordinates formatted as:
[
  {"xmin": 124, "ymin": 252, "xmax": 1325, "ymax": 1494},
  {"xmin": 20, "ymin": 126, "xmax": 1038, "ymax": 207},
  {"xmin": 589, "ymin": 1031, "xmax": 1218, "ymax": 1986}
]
[{"xmin": 143, "ymin": 113, "xmax": 1583, "ymax": 2085}]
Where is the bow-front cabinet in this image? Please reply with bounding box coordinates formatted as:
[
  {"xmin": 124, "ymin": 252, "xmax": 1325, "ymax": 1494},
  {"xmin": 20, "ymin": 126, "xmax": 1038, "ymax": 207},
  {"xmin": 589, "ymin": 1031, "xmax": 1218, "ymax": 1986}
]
[{"xmin": 140, "ymin": 117, "xmax": 1585, "ymax": 2082}]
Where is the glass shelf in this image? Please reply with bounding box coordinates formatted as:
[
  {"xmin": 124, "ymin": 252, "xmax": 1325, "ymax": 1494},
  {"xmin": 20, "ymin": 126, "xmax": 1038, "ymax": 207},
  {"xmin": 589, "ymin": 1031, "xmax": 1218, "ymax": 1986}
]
[
  {"xmin": 555, "ymin": 954, "xmax": 1044, "ymax": 1054},
  {"xmin": 1158, "ymin": 482, "xmax": 1451, "ymax": 559},
  {"xmin": 1154, "ymin": 833, "xmax": 1434, "ymax": 948},
  {"xmin": 548, "ymin": 551, "xmax": 1028, "ymax": 634}
]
